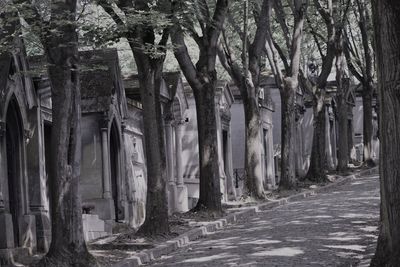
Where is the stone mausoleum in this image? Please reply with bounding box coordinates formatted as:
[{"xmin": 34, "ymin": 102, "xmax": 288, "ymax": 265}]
[
  {"xmin": 0, "ymin": 44, "xmax": 238, "ymax": 263},
  {"xmin": 0, "ymin": 40, "xmax": 373, "ymax": 264},
  {"xmin": 0, "ymin": 38, "xmax": 38, "ymax": 262}
]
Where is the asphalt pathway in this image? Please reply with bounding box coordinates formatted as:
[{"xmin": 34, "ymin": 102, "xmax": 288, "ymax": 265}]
[{"xmin": 148, "ymin": 174, "xmax": 380, "ymax": 267}]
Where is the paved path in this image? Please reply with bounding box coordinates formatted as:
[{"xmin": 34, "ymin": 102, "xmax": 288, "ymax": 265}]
[{"xmin": 148, "ymin": 174, "xmax": 380, "ymax": 267}]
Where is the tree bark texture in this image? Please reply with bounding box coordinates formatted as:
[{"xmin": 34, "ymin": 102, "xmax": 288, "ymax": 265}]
[
  {"xmin": 193, "ymin": 78, "xmax": 222, "ymax": 211},
  {"xmin": 171, "ymin": 0, "xmax": 228, "ymax": 212},
  {"xmin": 263, "ymin": 0, "xmax": 307, "ymax": 189},
  {"xmin": 357, "ymin": 0, "xmax": 375, "ymax": 166},
  {"xmin": 279, "ymin": 0, "xmax": 307, "ymax": 189},
  {"xmin": 97, "ymin": 0, "xmax": 170, "ymax": 235},
  {"xmin": 217, "ymin": 46, "xmax": 266, "ymax": 198},
  {"xmin": 337, "ymin": 95, "xmax": 349, "ymax": 172},
  {"xmin": 172, "ymin": 48, "xmax": 222, "ymax": 212},
  {"xmin": 279, "ymin": 87, "xmax": 296, "ymax": 188},
  {"xmin": 36, "ymin": 1, "xmax": 96, "ymax": 266},
  {"xmin": 306, "ymin": 0, "xmax": 344, "ymax": 181},
  {"xmin": 335, "ymin": 42, "xmax": 349, "ymax": 172},
  {"xmin": 241, "ymin": 0, "xmax": 268, "ymax": 199},
  {"xmin": 243, "ymin": 92, "xmax": 264, "ymax": 197},
  {"xmin": 128, "ymin": 0, "xmax": 169, "ymax": 235},
  {"xmin": 344, "ymin": 0, "xmax": 375, "ymax": 166},
  {"xmin": 307, "ymin": 103, "xmax": 327, "ymax": 182},
  {"xmin": 219, "ymin": 0, "xmax": 272, "ymax": 198},
  {"xmin": 370, "ymin": 1, "xmax": 400, "ymax": 266},
  {"xmin": 134, "ymin": 56, "xmax": 169, "ymax": 235}
]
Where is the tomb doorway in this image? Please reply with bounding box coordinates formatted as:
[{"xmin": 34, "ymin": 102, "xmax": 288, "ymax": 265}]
[{"xmin": 5, "ymin": 98, "xmax": 24, "ymax": 247}]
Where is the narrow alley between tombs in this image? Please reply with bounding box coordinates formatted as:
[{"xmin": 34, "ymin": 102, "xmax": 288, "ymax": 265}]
[{"xmin": 148, "ymin": 173, "xmax": 379, "ymax": 267}]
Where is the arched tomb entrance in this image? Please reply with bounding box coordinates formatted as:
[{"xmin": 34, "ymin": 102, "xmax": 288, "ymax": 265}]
[
  {"xmin": 110, "ymin": 120, "xmax": 122, "ymax": 221},
  {"xmin": 5, "ymin": 97, "xmax": 24, "ymax": 247}
]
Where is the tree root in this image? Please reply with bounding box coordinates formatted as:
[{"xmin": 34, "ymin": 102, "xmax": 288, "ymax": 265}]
[
  {"xmin": 33, "ymin": 250, "xmax": 99, "ymax": 267},
  {"xmin": 190, "ymin": 202, "xmax": 223, "ymax": 218}
]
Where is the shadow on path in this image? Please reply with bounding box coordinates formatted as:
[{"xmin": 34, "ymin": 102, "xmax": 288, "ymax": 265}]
[{"xmin": 148, "ymin": 174, "xmax": 380, "ymax": 267}]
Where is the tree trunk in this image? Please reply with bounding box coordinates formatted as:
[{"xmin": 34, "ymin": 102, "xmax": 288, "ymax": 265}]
[
  {"xmin": 266, "ymin": 0, "xmax": 306, "ymax": 190},
  {"xmin": 193, "ymin": 78, "xmax": 222, "ymax": 213},
  {"xmin": 280, "ymin": 88, "xmax": 297, "ymax": 189},
  {"xmin": 336, "ymin": 86, "xmax": 349, "ymax": 172},
  {"xmin": 243, "ymin": 91, "xmax": 264, "ymax": 198},
  {"xmin": 362, "ymin": 88, "xmax": 375, "ymax": 166},
  {"xmin": 337, "ymin": 96, "xmax": 349, "ymax": 171},
  {"xmin": 306, "ymin": 102, "xmax": 327, "ymax": 182},
  {"xmin": 122, "ymin": 0, "xmax": 170, "ymax": 235},
  {"xmin": 370, "ymin": 1, "xmax": 400, "ymax": 266},
  {"xmin": 134, "ymin": 58, "xmax": 169, "ymax": 235},
  {"xmin": 170, "ymin": 0, "xmax": 228, "ymax": 213},
  {"xmin": 335, "ymin": 30, "xmax": 349, "ymax": 172},
  {"xmin": 35, "ymin": 1, "xmax": 96, "ymax": 266},
  {"xmin": 40, "ymin": 58, "xmax": 95, "ymax": 267}
]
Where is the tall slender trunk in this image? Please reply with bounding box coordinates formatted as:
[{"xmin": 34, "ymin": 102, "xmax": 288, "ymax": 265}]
[
  {"xmin": 280, "ymin": 88, "xmax": 296, "ymax": 189},
  {"xmin": 336, "ymin": 82, "xmax": 349, "ymax": 172},
  {"xmin": 337, "ymin": 95, "xmax": 348, "ymax": 171},
  {"xmin": 123, "ymin": 0, "xmax": 170, "ymax": 235},
  {"xmin": 243, "ymin": 92, "xmax": 264, "ymax": 198},
  {"xmin": 371, "ymin": 1, "xmax": 400, "ymax": 265},
  {"xmin": 305, "ymin": 47, "xmax": 336, "ymax": 182},
  {"xmin": 336, "ymin": 28, "xmax": 349, "ymax": 172},
  {"xmin": 35, "ymin": 1, "xmax": 95, "ymax": 266},
  {"xmin": 193, "ymin": 77, "xmax": 222, "ymax": 212},
  {"xmin": 266, "ymin": 0, "xmax": 307, "ymax": 189},
  {"xmin": 134, "ymin": 58, "xmax": 169, "ymax": 235},
  {"xmin": 41, "ymin": 59, "xmax": 94, "ymax": 267},
  {"xmin": 362, "ymin": 88, "xmax": 375, "ymax": 166},
  {"xmin": 307, "ymin": 102, "xmax": 327, "ymax": 182},
  {"xmin": 241, "ymin": 0, "xmax": 266, "ymax": 199},
  {"xmin": 37, "ymin": 43, "xmax": 95, "ymax": 267},
  {"xmin": 170, "ymin": 0, "xmax": 228, "ymax": 213}
]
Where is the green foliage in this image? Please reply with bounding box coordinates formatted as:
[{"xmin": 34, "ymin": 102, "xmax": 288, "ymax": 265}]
[{"xmin": 0, "ymin": 0, "xmax": 374, "ymax": 83}]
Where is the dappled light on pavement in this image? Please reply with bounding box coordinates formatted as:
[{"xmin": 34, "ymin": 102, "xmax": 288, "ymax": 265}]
[{"xmin": 148, "ymin": 174, "xmax": 379, "ymax": 266}]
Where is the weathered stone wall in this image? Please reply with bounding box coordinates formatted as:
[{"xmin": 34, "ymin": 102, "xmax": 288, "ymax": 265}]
[
  {"xmin": 261, "ymin": 107, "xmax": 275, "ymax": 188},
  {"xmin": 231, "ymin": 102, "xmax": 246, "ymax": 171},
  {"xmin": 181, "ymin": 95, "xmax": 200, "ymax": 208},
  {"xmin": 81, "ymin": 114, "xmax": 104, "ymax": 201},
  {"xmin": 0, "ymin": 51, "xmax": 37, "ymax": 255},
  {"xmin": 124, "ymin": 102, "xmax": 147, "ymax": 229}
]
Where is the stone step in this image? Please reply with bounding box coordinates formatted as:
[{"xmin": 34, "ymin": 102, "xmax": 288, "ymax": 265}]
[
  {"xmin": 82, "ymin": 214, "xmax": 109, "ymax": 242},
  {"xmin": 84, "ymin": 231, "xmax": 109, "ymax": 242}
]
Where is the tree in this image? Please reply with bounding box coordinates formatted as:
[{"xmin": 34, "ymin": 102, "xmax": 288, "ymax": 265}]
[
  {"xmin": 13, "ymin": 0, "xmax": 97, "ymax": 265},
  {"xmin": 344, "ymin": 0, "xmax": 375, "ymax": 167},
  {"xmin": 264, "ymin": 0, "xmax": 308, "ymax": 189},
  {"xmin": 304, "ymin": 0, "xmax": 350, "ymax": 181},
  {"xmin": 218, "ymin": 0, "xmax": 271, "ymax": 198},
  {"xmin": 370, "ymin": 1, "xmax": 400, "ymax": 266},
  {"xmin": 171, "ymin": 0, "xmax": 229, "ymax": 212},
  {"xmin": 97, "ymin": 0, "xmax": 171, "ymax": 235},
  {"xmin": 335, "ymin": 17, "xmax": 350, "ymax": 172}
]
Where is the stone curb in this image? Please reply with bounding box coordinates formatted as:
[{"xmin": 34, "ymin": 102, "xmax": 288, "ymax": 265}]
[{"xmin": 111, "ymin": 166, "xmax": 379, "ymax": 267}]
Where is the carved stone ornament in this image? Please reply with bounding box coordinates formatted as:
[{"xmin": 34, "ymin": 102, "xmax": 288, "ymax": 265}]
[{"xmin": 100, "ymin": 112, "xmax": 110, "ymax": 130}]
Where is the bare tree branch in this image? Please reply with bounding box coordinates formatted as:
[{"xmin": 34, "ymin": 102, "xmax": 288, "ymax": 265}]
[
  {"xmin": 273, "ymin": 0, "xmax": 291, "ymax": 51},
  {"xmin": 97, "ymin": 0, "xmax": 126, "ymax": 29},
  {"xmin": 313, "ymin": 0, "xmax": 331, "ymax": 26}
]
